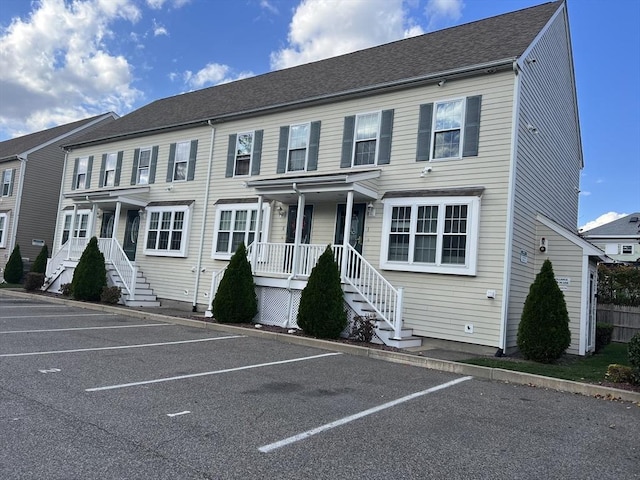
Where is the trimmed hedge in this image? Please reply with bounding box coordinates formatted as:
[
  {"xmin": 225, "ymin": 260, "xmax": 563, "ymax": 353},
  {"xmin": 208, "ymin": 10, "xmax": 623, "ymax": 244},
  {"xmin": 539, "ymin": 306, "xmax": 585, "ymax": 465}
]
[
  {"xmin": 71, "ymin": 237, "xmax": 107, "ymax": 301},
  {"xmin": 4, "ymin": 245, "xmax": 23, "ymax": 284},
  {"xmin": 212, "ymin": 243, "xmax": 257, "ymax": 323}
]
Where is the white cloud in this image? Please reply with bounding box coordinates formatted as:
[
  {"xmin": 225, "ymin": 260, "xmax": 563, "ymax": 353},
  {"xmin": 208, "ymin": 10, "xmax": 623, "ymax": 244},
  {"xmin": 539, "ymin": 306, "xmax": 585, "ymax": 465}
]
[
  {"xmin": 270, "ymin": 0, "xmax": 423, "ymax": 70},
  {"xmin": 146, "ymin": 0, "xmax": 191, "ymax": 9},
  {"xmin": 425, "ymin": 0, "xmax": 464, "ymax": 30},
  {"xmin": 260, "ymin": 0, "xmax": 279, "ymax": 15},
  {"xmin": 152, "ymin": 19, "xmax": 168, "ymax": 36},
  {"xmin": 579, "ymin": 212, "xmax": 628, "ymax": 232},
  {"xmin": 180, "ymin": 63, "xmax": 254, "ymax": 89},
  {"xmin": 0, "ymin": 0, "xmax": 142, "ymax": 137}
]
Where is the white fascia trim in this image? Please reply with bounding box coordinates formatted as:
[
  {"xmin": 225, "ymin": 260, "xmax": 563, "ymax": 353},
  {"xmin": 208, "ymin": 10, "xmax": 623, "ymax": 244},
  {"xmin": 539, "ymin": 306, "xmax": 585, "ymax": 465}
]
[{"xmin": 583, "ymin": 234, "xmax": 640, "ymax": 239}]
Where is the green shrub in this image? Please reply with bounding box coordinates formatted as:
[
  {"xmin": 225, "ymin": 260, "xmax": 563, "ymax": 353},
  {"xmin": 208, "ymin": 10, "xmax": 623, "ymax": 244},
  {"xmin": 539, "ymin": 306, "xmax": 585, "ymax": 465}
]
[
  {"xmin": 4, "ymin": 244, "xmax": 24, "ymax": 284},
  {"xmin": 298, "ymin": 245, "xmax": 347, "ymax": 339},
  {"xmin": 349, "ymin": 315, "xmax": 376, "ymax": 343},
  {"xmin": 71, "ymin": 237, "xmax": 107, "ymax": 301},
  {"xmin": 595, "ymin": 322, "xmax": 614, "ymax": 352},
  {"xmin": 212, "ymin": 243, "xmax": 257, "ymax": 323},
  {"xmin": 629, "ymin": 333, "xmax": 640, "ymax": 381},
  {"xmin": 60, "ymin": 283, "xmax": 72, "ymax": 296},
  {"xmin": 30, "ymin": 244, "xmax": 49, "ymax": 273},
  {"xmin": 605, "ymin": 364, "xmax": 635, "ymax": 383},
  {"xmin": 517, "ymin": 259, "xmax": 571, "ymax": 363},
  {"xmin": 100, "ymin": 286, "xmax": 121, "ymax": 304},
  {"xmin": 24, "ymin": 272, "xmax": 45, "ymax": 291},
  {"xmin": 597, "ymin": 264, "xmax": 640, "ymax": 306}
]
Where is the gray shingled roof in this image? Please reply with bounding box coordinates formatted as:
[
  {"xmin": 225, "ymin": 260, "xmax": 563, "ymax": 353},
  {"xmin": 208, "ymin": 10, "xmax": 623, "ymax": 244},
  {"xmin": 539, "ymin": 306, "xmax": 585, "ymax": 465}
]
[
  {"xmin": 583, "ymin": 213, "xmax": 640, "ymax": 236},
  {"xmin": 67, "ymin": 1, "xmax": 560, "ymax": 147},
  {"xmin": 0, "ymin": 113, "xmax": 116, "ymax": 161}
]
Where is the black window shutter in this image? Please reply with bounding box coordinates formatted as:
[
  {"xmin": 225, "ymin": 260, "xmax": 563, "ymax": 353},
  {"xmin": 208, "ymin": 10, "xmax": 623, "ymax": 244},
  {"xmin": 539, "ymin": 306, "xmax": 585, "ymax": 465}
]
[
  {"xmin": 277, "ymin": 126, "xmax": 289, "ymax": 174},
  {"xmin": 71, "ymin": 158, "xmax": 79, "ymax": 190},
  {"xmin": 131, "ymin": 149, "xmax": 140, "ymax": 185},
  {"xmin": 149, "ymin": 146, "xmax": 159, "ymax": 184},
  {"xmin": 8, "ymin": 169, "xmax": 15, "ymax": 196},
  {"xmin": 187, "ymin": 139, "xmax": 198, "ymax": 181},
  {"xmin": 251, "ymin": 130, "xmax": 263, "ymax": 176},
  {"xmin": 416, "ymin": 103, "xmax": 434, "ymax": 162},
  {"xmin": 115, "ymin": 151, "xmax": 123, "ymax": 186},
  {"xmin": 307, "ymin": 121, "xmax": 321, "ymax": 171},
  {"xmin": 378, "ymin": 110, "xmax": 394, "ymax": 165},
  {"xmin": 166, "ymin": 143, "xmax": 176, "ymax": 182},
  {"xmin": 340, "ymin": 116, "xmax": 355, "ymax": 168},
  {"xmin": 99, "ymin": 154, "xmax": 107, "ymax": 187},
  {"xmin": 226, "ymin": 134, "xmax": 237, "ymax": 178},
  {"xmin": 86, "ymin": 156, "xmax": 93, "ymax": 188},
  {"xmin": 462, "ymin": 95, "xmax": 482, "ymax": 157}
]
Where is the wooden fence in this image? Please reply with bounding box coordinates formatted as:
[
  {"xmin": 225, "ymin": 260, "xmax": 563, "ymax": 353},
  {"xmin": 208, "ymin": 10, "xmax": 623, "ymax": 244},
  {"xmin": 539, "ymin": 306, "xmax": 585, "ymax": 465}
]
[{"xmin": 597, "ymin": 304, "xmax": 640, "ymax": 343}]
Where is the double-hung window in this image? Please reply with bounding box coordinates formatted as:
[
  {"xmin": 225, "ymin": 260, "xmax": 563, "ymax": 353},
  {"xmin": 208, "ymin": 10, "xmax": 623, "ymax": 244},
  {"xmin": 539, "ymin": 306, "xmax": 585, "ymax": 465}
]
[
  {"xmin": 173, "ymin": 141, "xmax": 191, "ymax": 181},
  {"xmin": 354, "ymin": 112, "xmax": 380, "ymax": 166},
  {"xmin": 341, "ymin": 110, "xmax": 393, "ymax": 168},
  {"xmin": 103, "ymin": 153, "xmax": 117, "ymax": 187},
  {"xmin": 381, "ymin": 196, "xmax": 480, "ymax": 275},
  {"xmin": 61, "ymin": 211, "xmax": 89, "ymax": 245},
  {"xmin": 143, "ymin": 203, "xmax": 192, "ymax": 257},
  {"xmin": 287, "ymin": 123, "xmax": 310, "ymax": 172},
  {"xmin": 75, "ymin": 157, "xmax": 89, "ymax": 189},
  {"xmin": 137, "ymin": 148, "xmax": 151, "ymax": 185},
  {"xmin": 621, "ymin": 244, "xmax": 634, "ymax": 255},
  {"xmin": 433, "ymin": 99, "xmax": 464, "ymax": 159},
  {"xmin": 235, "ymin": 133, "xmax": 254, "ymax": 176},
  {"xmin": 0, "ymin": 212, "xmax": 8, "ymax": 248},
  {"xmin": 213, "ymin": 203, "xmax": 270, "ymax": 260},
  {"xmin": 1, "ymin": 169, "xmax": 13, "ymax": 196}
]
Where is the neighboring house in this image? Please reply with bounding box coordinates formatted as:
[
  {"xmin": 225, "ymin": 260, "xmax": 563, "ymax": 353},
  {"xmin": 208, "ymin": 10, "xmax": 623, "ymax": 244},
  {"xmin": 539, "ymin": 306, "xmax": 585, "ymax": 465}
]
[
  {"xmin": 0, "ymin": 113, "xmax": 117, "ymax": 278},
  {"xmin": 45, "ymin": 1, "xmax": 604, "ymax": 355},
  {"xmin": 581, "ymin": 213, "xmax": 640, "ymax": 264}
]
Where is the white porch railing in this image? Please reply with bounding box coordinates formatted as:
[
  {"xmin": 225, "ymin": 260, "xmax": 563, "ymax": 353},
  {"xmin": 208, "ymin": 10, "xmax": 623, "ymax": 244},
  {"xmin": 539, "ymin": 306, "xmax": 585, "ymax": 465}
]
[
  {"xmin": 247, "ymin": 242, "xmax": 343, "ymax": 278},
  {"xmin": 45, "ymin": 237, "xmax": 137, "ymax": 300}
]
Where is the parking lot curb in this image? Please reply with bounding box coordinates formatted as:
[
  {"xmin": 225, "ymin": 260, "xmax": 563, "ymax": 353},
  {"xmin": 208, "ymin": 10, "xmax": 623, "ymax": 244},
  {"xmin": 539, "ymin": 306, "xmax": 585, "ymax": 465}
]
[{"xmin": 3, "ymin": 289, "xmax": 639, "ymax": 404}]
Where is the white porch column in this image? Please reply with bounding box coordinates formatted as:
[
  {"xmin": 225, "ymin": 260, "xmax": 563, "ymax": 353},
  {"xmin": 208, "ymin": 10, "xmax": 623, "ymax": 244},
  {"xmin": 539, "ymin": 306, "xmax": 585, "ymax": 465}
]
[
  {"xmin": 67, "ymin": 204, "xmax": 78, "ymax": 260},
  {"xmin": 89, "ymin": 203, "xmax": 98, "ymax": 239},
  {"xmin": 291, "ymin": 191, "xmax": 306, "ymax": 277},
  {"xmin": 112, "ymin": 202, "xmax": 122, "ymax": 240},
  {"xmin": 340, "ymin": 191, "xmax": 354, "ymax": 279},
  {"xmin": 251, "ymin": 195, "xmax": 264, "ymax": 271}
]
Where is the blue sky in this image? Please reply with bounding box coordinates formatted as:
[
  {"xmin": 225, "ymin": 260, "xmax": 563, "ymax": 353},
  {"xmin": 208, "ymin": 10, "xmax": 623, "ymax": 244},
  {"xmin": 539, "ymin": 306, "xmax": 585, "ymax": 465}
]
[{"xmin": 0, "ymin": 0, "xmax": 638, "ymax": 230}]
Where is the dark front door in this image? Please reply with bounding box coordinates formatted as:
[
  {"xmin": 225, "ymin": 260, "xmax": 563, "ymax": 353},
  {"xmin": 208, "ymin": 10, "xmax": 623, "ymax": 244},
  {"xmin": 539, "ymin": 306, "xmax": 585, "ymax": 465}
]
[
  {"xmin": 100, "ymin": 212, "xmax": 114, "ymax": 238},
  {"xmin": 286, "ymin": 205, "xmax": 313, "ymax": 244},
  {"xmin": 123, "ymin": 210, "xmax": 140, "ymax": 261},
  {"xmin": 335, "ymin": 203, "xmax": 366, "ymax": 253}
]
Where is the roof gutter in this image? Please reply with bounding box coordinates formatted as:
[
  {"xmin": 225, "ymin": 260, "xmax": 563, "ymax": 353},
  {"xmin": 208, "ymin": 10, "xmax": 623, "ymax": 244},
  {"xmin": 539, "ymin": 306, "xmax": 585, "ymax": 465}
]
[{"xmin": 63, "ymin": 58, "xmax": 516, "ymax": 149}]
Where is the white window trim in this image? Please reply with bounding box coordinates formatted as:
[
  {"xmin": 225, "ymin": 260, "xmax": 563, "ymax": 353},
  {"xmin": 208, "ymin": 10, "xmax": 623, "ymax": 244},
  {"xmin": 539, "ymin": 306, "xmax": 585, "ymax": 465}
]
[
  {"xmin": 172, "ymin": 140, "xmax": 192, "ymax": 182},
  {"xmin": 0, "ymin": 212, "xmax": 9, "ymax": 248},
  {"xmin": 430, "ymin": 97, "xmax": 466, "ymax": 161},
  {"xmin": 75, "ymin": 157, "xmax": 89, "ymax": 189},
  {"xmin": 60, "ymin": 210, "xmax": 90, "ymax": 247},
  {"xmin": 1, "ymin": 170, "xmax": 12, "ymax": 197},
  {"xmin": 621, "ymin": 244, "xmax": 634, "ymax": 255},
  {"xmin": 137, "ymin": 147, "xmax": 152, "ymax": 185},
  {"xmin": 234, "ymin": 131, "xmax": 255, "ymax": 177},
  {"xmin": 104, "ymin": 152, "xmax": 117, "ymax": 187},
  {"xmin": 379, "ymin": 196, "xmax": 480, "ymax": 276},
  {"xmin": 142, "ymin": 204, "xmax": 192, "ymax": 257},
  {"xmin": 212, "ymin": 203, "xmax": 271, "ymax": 260},
  {"xmin": 286, "ymin": 122, "xmax": 310, "ymax": 173},
  {"xmin": 352, "ymin": 111, "xmax": 381, "ymax": 167}
]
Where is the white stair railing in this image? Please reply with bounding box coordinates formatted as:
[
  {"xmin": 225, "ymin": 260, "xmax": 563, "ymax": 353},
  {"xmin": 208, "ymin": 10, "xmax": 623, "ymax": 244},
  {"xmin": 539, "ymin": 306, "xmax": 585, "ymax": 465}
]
[
  {"xmin": 204, "ymin": 267, "xmax": 227, "ymax": 317},
  {"xmin": 342, "ymin": 244, "xmax": 404, "ymax": 339},
  {"xmin": 98, "ymin": 238, "xmax": 137, "ymax": 300}
]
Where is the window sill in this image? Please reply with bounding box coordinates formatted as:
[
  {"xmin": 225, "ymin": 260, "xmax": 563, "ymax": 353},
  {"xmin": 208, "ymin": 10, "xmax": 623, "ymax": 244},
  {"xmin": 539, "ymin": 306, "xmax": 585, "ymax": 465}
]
[
  {"xmin": 380, "ymin": 261, "xmax": 476, "ymax": 276},
  {"xmin": 143, "ymin": 250, "xmax": 187, "ymax": 258}
]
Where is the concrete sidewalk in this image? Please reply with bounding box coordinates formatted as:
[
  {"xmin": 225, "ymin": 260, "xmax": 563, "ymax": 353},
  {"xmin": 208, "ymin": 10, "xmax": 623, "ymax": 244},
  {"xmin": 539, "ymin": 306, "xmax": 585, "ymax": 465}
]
[{"xmin": 3, "ymin": 289, "xmax": 639, "ymax": 404}]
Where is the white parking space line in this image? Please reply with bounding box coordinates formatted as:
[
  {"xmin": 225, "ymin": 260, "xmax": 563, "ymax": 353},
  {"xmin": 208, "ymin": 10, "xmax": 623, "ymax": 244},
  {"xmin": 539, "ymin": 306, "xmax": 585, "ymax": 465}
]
[
  {"xmin": 86, "ymin": 352, "xmax": 343, "ymax": 392},
  {"xmin": 0, "ymin": 335, "xmax": 244, "ymax": 358},
  {"xmin": 0, "ymin": 305, "xmax": 67, "ymax": 308},
  {"xmin": 167, "ymin": 411, "xmax": 191, "ymax": 417},
  {"xmin": 258, "ymin": 376, "xmax": 473, "ymax": 453},
  {"xmin": 0, "ymin": 313, "xmax": 118, "ymax": 319},
  {"xmin": 0, "ymin": 323, "xmax": 170, "ymax": 334}
]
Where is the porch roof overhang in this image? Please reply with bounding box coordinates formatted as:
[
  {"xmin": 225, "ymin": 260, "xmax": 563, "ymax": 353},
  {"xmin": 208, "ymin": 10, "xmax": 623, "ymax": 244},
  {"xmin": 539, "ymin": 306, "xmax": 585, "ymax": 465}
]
[
  {"xmin": 63, "ymin": 185, "xmax": 150, "ymax": 210},
  {"xmin": 245, "ymin": 169, "xmax": 381, "ymax": 204}
]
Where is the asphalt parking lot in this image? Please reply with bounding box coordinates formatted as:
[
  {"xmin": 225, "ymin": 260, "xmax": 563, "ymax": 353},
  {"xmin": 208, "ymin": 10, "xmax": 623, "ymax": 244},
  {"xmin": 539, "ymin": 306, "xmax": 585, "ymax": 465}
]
[{"xmin": 1, "ymin": 293, "xmax": 639, "ymax": 479}]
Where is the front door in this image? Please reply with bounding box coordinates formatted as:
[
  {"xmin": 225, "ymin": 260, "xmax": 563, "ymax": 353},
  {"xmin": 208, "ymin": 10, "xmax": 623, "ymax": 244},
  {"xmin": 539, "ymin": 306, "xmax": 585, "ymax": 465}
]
[
  {"xmin": 286, "ymin": 205, "xmax": 313, "ymax": 244},
  {"xmin": 123, "ymin": 210, "xmax": 140, "ymax": 261},
  {"xmin": 100, "ymin": 212, "xmax": 114, "ymax": 238},
  {"xmin": 335, "ymin": 203, "xmax": 366, "ymax": 253}
]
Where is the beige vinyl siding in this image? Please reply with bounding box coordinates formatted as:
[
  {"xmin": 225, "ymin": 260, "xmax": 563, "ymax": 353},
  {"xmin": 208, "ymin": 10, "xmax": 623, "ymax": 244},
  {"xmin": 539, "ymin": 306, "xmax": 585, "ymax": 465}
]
[
  {"xmin": 534, "ymin": 223, "xmax": 584, "ymax": 355},
  {"xmin": 195, "ymin": 72, "xmax": 516, "ymax": 345},
  {"xmin": 506, "ymin": 7, "xmax": 582, "ymax": 349},
  {"xmin": 0, "ymin": 159, "xmax": 20, "ymax": 271}
]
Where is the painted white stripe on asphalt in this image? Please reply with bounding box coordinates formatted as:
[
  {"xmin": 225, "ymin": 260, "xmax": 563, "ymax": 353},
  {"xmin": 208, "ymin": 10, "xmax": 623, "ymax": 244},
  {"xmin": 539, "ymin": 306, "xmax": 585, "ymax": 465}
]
[
  {"xmin": 167, "ymin": 411, "xmax": 191, "ymax": 417},
  {"xmin": 86, "ymin": 352, "xmax": 343, "ymax": 392},
  {"xmin": 0, "ymin": 313, "xmax": 118, "ymax": 319},
  {"xmin": 0, "ymin": 305, "xmax": 67, "ymax": 308},
  {"xmin": 258, "ymin": 376, "xmax": 473, "ymax": 453},
  {"xmin": 0, "ymin": 323, "xmax": 170, "ymax": 334},
  {"xmin": 0, "ymin": 335, "xmax": 244, "ymax": 358}
]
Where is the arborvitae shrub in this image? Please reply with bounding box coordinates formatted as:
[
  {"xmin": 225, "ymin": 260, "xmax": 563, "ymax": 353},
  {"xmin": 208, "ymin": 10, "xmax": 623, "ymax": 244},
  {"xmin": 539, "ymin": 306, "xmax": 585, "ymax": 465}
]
[
  {"xmin": 212, "ymin": 243, "xmax": 257, "ymax": 323},
  {"xmin": 30, "ymin": 244, "xmax": 49, "ymax": 273},
  {"xmin": 71, "ymin": 237, "xmax": 107, "ymax": 301},
  {"xmin": 298, "ymin": 245, "xmax": 347, "ymax": 339},
  {"xmin": 4, "ymin": 244, "xmax": 24, "ymax": 284},
  {"xmin": 517, "ymin": 259, "xmax": 571, "ymax": 363},
  {"xmin": 24, "ymin": 272, "xmax": 45, "ymax": 291},
  {"xmin": 595, "ymin": 322, "xmax": 614, "ymax": 352}
]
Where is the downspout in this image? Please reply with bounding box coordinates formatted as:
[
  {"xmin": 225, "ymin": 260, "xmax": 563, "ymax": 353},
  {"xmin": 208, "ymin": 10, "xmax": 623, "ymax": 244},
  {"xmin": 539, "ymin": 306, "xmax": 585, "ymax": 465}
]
[
  {"xmin": 8, "ymin": 155, "xmax": 28, "ymax": 255},
  {"xmin": 191, "ymin": 122, "xmax": 216, "ymax": 312},
  {"xmin": 498, "ymin": 60, "xmax": 523, "ymax": 355}
]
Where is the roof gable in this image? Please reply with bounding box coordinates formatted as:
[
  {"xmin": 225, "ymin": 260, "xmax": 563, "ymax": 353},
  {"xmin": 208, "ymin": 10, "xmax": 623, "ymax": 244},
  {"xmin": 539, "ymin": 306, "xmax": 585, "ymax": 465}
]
[
  {"xmin": 583, "ymin": 213, "xmax": 640, "ymax": 237},
  {"xmin": 67, "ymin": 1, "xmax": 561, "ymax": 147}
]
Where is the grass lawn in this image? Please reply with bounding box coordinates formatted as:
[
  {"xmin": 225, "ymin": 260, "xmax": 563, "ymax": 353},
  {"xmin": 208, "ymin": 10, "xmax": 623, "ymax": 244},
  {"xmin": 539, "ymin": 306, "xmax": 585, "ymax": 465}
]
[{"xmin": 462, "ymin": 343, "xmax": 631, "ymax": 383}]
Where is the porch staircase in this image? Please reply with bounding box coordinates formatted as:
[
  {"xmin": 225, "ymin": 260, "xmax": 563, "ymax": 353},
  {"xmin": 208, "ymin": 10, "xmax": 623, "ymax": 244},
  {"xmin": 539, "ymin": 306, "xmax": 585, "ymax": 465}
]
[
  {"xmin": 106, "ymin": 265, "xmax": 160, "ymax": 307},
  {"xmin": 342, "ymin": 283, "xmax": 422, "ymax": 349}
]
